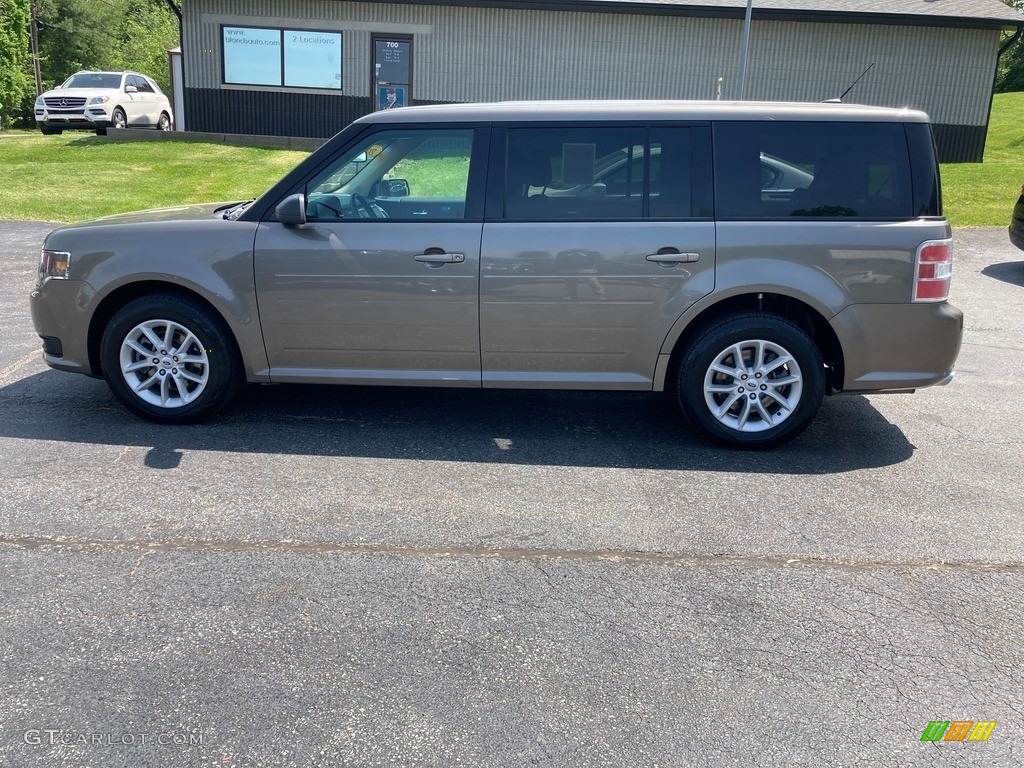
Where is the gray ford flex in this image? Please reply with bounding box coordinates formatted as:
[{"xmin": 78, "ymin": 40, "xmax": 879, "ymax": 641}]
[{"xmin": 30, "ymin": 101, "xmax": 963, "ymax": 448}]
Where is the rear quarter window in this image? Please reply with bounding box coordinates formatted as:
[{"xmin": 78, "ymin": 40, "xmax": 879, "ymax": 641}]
[{"xmin": 714, "ymin": 121, "xmax": 914, "ymax": 220}]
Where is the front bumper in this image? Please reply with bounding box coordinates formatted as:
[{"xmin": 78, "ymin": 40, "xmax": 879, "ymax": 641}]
[
  {"xmin": 30, "ymin": 279, "xmax": 97, "ymax": 376},
  {"xmin": 829, "ymin": 301, "xmax": 964, "ymax": 393},
  {"xmin": 36, "ymin": 113, "xmax": 93, "ymax": 130},
  {"xmin": 35, "ymin": 106, "xmax": 111, "ymax": 130}
]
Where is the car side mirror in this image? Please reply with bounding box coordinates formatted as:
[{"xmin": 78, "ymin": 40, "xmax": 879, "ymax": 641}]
[
  {"xmin": 275, "ymin": 193, "xmax": 307, "ymax": 226},
  {"xmin": 125, "ymin": 84, "xmax": 138, "ymax": 94},
  {"xmin": 381, "ymin": 178, "xmax": 410, "ymax": 197}
]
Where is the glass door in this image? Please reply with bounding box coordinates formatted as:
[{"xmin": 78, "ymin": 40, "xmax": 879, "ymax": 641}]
[{"xmin": 373, "ymin": 36, "xmax": 412, "ymax": 110}]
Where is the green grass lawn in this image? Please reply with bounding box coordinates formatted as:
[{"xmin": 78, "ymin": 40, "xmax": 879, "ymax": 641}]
[
  {"xmin": 2, "ymin": 93, "xmax": 1023, "ymax": 225},
  {"xmin": 940, "ymin": 91, "xmax": 1024, "ymax": 227},
  {"xmin": 0, "ymin": 131, "xmax": 308, "ymax": 223}
]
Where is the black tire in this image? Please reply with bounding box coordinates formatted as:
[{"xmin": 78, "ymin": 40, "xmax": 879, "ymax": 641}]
[
  {"xmin": 677, "ymin": 312, "xmax": 824, "ymax": 449},
  {"xmin": 39, "ymin": 126, "xmax": 62, "ymax": 135},
  {"xmin": 158, "ymin": 112, "xmax": 172, "ymax": 131},
  {"xmin": 111, "ymin": 107, "xmax": 127, "ymax": 130},
  {"xmin": 95, "ymin": 128, "xmax": 107, "ymax": 136},
  {"xmin": 100, "ymin": 293, "xmax": 242, "ymax": 424}
]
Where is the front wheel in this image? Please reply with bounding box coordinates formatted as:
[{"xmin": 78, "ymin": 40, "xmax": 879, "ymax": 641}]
[
  {"xmin": 111, "ymin": 107, "xmax": 127, "ymax": 130},
  {"xmin": 677, "ymin": 312, "xmax": 825, "ymax": 449},
  {"xmin": 100, "ymin": 294, "xmax": 242, "ymax": 423}
]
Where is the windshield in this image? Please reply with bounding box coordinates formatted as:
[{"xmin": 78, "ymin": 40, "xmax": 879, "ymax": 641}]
[{"xmin": 62, "ymin": 73, "xmax": 122, "ymax": 89}]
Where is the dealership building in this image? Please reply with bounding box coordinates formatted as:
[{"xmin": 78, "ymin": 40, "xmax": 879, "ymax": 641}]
[{"xmin": 178, "ymin": 0, "xmax": 1023, "ymax": 161}]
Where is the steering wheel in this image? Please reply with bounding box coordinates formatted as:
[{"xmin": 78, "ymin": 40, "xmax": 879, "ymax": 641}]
[{"xmin": 350, "ymin": 194, "xmax": 383, "ymax": 219}]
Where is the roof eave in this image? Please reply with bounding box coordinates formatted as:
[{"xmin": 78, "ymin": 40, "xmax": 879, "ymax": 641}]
[{"xmin": 350, "ymin": 0, "xmax": 1024, "ymax": 30}]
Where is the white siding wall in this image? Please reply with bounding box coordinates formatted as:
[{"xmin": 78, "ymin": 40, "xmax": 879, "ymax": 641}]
[{"xmin": 185, "ymin": 0, "xmax": 1000, "ymax": 127}]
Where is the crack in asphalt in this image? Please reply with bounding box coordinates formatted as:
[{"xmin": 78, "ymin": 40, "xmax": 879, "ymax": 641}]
[{"xmin": 1, "ymin": 533, "xmax": 1024, "ymax": 573}]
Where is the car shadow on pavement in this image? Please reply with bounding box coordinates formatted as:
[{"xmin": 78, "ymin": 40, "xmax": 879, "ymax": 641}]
[
  {"xmin": 982, "ymin": 260, "xmax": 1024, "ymax": 287},
  {"xmin": 0, "ymin": 371, "xmax": 913, "ymax": 474}
]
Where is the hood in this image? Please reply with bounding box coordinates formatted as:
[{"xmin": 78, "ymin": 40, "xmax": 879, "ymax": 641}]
[
  {"xmin": 60, "ymin": 202, "xmax": 244, "ymax": 229},
  {"xmin": 40, "ymin": 86, "xmax": 114, "ymax": 100}
]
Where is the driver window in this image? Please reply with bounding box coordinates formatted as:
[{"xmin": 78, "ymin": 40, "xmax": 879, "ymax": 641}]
[{"xmin": 305, "ymin": 129, "xmax": 474, "ymax": 221}]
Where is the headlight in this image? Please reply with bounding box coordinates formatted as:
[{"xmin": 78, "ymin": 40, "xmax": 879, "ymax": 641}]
[
  {"xmin": 35, "ymin": 96, "xmax": 44, "ymax": 107},
  {"xmin": 39, "ymin": 249, "xmax": 71, "ymax": 282},
  {"xmin": 87, "ymin": 95, "xmax": 110, "ymax": 105}
]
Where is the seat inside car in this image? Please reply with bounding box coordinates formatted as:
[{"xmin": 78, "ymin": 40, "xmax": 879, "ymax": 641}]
[{"xmin": 506, "ymin": 149, "xmax": 552, "ymax": 218}]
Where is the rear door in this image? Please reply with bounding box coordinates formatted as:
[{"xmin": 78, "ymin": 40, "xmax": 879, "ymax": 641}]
[{"xmin": 479, "ymin": 124, "xmax": 716, "ymax": 389}]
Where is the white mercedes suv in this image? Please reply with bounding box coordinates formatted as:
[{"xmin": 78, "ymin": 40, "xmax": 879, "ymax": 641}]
[{"xmin": 34, "ymin": 71, "xmax": 173, "ymax": 136}]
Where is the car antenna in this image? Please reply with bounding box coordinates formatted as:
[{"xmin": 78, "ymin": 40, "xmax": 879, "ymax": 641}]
[{"xmin": 823, "ymin": 63, "xmax": 875, "ymax": 103}]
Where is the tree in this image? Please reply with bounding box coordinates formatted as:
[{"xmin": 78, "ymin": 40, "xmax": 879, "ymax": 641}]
[
  {"xmin": 108, "ymin": 0, "xmax": 180, "ymax": 95},
  {"xmin": 0, "ymin": 0, "xmax": 32, "ymax": 128},
  {"xmin": 996, "ymin": 0, "xmax": 1024, "ymax": 92},
  {"xmin": 34, "ymin": 0, "xmax": 178, "ymax": 93}
]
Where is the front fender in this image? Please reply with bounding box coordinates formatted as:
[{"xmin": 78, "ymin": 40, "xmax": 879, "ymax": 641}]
[{"xmin": 55, "ymin": 221, "xmax": 270, "ymax": 380}]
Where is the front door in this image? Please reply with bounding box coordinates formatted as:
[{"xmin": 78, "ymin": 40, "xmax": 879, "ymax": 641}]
[
  {"xmin": 254, "ymin": 126, "xmax": 487, "ymax": 386},
  {"xmin": 124, "ymin": 75, "xmax": 149, "ymax": 125}
]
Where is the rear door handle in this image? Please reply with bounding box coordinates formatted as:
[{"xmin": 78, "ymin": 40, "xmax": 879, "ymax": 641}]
[
  {"xmin": 414, "ymin": 252, "xmax": 465, "ymax": 264},
  {"xmin": 646, "ymin": 251, "xmax": 700, "ymax": 264}
]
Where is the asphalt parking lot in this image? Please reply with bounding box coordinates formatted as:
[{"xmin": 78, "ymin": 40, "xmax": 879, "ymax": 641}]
[{"xmin": 1, "ymin": 221, "xmax": 1022, "ymax": 767}]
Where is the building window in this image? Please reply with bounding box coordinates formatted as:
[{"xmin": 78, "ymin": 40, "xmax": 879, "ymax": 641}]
[{"xmin": 222, "ymin": 26, "xmax": 343, "ymax": 90}]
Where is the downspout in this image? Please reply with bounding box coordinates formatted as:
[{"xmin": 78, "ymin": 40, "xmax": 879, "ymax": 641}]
[
  {"xmin": 162, "ymin": 1, "xmax": 185, "ymax": 130},
  {"xmin": 162, "ymin": 0, "xmax": 181, "ymax": 22},
  {"xmin": 998, "ymin": 26, "xmax": 1023, "ymax": 58}
]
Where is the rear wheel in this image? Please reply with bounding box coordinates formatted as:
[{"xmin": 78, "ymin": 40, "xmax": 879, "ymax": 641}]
[
  {"xmin": 677, "ymin": 312, "xmax": 825, "ymax": 449},
  {"xmin": 100, "ymin": 294, "xmax": 242, "ymax": 423},
  {"xmin": 158, "ymin": 112, "xmax": 172, "ymax": 131}
]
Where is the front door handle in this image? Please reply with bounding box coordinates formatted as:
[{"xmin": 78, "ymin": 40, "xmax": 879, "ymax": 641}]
[{"xmin": 414, "ymin": 251, "xmax": 465, "ymax": 265}]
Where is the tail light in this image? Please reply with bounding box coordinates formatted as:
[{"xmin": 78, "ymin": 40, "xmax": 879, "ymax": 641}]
[{"xmin": 913, "ymin": 239, "xmax": 953, "ymax": 302}]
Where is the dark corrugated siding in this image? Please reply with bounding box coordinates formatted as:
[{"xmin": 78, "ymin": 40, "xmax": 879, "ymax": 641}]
[
  {"xmin": 186, "ymin": 87, "xmax": 989, "ymax": 162},
  {"xmin": 185, "ymin": 89, "xmax": 371, "ymax": 137},
  {"xmin": 185, "ymin": 88, "xmax": 455, "ymax": 138},
  {"xmin": 932, "ymin": 124, "xmax": 987, "ymax": 163}
]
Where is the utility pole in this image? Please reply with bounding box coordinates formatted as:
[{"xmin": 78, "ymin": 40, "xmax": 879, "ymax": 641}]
[{"xmin": 30, "ymin": 1, "xmax": 43, "ymax": 96}]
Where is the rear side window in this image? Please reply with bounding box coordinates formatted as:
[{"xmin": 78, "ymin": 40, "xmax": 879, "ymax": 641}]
[
  {"xmin": 503, "ymin": 126, "xmax": 709, "ymax": 221},
  {"xmin": 714, "ymin": 122, "xmax": 914, "ymax": 220}
]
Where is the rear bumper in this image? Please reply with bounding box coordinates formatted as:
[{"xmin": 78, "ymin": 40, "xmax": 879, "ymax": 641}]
[{"xmin": 829, "ymin": 302, "xmax": 963, "ymax": 393}]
